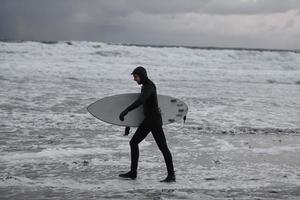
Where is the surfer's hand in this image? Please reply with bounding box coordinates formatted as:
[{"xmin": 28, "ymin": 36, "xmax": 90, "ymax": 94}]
[{"xmin": 119, "ymin": 110, "xmax": 128, "ymax": 121}]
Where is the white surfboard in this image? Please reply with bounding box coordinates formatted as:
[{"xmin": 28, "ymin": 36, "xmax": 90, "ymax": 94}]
[{"xmin": 87, "ymin": 93, "xmax": 188, "ymax": 127}]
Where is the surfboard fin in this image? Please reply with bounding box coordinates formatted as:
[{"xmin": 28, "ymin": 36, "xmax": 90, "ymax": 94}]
[{"xmin": 124, "ymin": 126, "xmax": 130, "ymax": 136}]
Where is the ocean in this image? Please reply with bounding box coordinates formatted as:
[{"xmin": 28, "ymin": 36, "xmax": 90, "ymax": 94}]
[{"xmin": 1, "ymin": 41, "xmax": 300, "ymax": 199}]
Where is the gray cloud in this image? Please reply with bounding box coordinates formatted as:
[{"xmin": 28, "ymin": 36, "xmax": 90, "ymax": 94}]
[
  {"xmin": 123, "ymin": 0, "xmax": 300, "ymax": 15},
  {"xmin": 1, "ymin": 0, "xmax": 300, "ymax": 49},
  {"xmin": 201, "ymin": 0, "xmax": 300, "ymax": 15}
]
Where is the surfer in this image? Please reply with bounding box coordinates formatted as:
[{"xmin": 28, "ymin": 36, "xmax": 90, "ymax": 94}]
[{"xmin": 119, "ymin": 66, "xmax": 176, "ymax": 182}]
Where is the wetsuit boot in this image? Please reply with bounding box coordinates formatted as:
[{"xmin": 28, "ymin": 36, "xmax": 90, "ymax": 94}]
[
  {"xmin": 160, "ymin": 172, "xmax": 176, "ymax": 182},
  {"xmin": 119, "ymin": 171, "xmax": 137, "ymax": 180}
]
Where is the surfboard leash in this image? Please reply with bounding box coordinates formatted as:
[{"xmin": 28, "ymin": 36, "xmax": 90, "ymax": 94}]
[{"xmin": 124, "ymin": 126, "xmax": 130, "ymax": 136}]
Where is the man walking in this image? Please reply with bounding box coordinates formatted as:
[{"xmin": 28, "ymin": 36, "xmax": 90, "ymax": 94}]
[{"xmin": 119, "ymin": 66, "xmax": 175, "ymax": 182}]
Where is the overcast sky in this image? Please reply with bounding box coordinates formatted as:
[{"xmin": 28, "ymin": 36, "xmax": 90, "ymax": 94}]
[{"xmin": 1, "ymin": 0, "xmax": 300, "ymax": 49}]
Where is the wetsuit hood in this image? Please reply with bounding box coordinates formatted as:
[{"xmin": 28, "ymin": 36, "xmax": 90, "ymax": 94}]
[{"xmin": 131, "ymin": 66, "xmax": 149, "ymax": 84}]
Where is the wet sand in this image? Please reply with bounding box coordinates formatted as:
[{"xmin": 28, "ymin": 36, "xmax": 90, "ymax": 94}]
[{"xmin": 1, "ymin": 126, "xmax": 300, "ymax": 199}]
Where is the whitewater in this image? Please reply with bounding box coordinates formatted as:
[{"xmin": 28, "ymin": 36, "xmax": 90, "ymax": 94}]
[{"xmin": 0, "ymin": 41, "xmax": 300, "ymax": 199}]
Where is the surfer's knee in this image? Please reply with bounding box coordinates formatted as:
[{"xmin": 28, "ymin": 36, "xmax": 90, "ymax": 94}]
[
  {"xmin": 158, "ymin": 142, "xmax": 171, "ymax": 154},
  {"xmin": 129, "ymin": 139, "xmax": 137, "ymax": 147}
]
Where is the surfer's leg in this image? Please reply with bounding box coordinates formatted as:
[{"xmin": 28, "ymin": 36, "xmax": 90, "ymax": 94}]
[
  {"xmin": 152, "ymin": 126, "xmax": 175, "ymax": 178},
  {"xmin": 129, "ymin": 120, "xmax": 151, "ymax": 172}
]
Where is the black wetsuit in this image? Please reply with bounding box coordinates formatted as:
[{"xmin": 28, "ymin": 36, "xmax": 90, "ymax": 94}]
[{"xmin": 124, "ymin": 78, "xmax": 174, "ymax": 175}]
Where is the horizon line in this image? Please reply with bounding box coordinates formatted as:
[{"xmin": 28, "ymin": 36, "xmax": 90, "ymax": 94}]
[{"xmin": 1, "ymin": 39, "xmax": 299, "ymax": 53}]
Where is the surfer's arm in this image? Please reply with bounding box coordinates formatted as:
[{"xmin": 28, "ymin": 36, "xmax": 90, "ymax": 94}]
[{"xmin": 125, "ymin": 84, "xmax": 153, "ymax": 112}]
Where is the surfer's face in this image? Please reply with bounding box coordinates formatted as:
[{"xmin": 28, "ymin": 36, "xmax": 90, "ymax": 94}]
[{"xmin": 133, "ymin": 74, "xmax": 142, "ymax": 85}]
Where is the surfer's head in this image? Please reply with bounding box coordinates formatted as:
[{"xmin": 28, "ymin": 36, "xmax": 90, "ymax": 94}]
[{"xmin": 131, "ymin": 66, "xmax": 148, "ymax": 85}]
